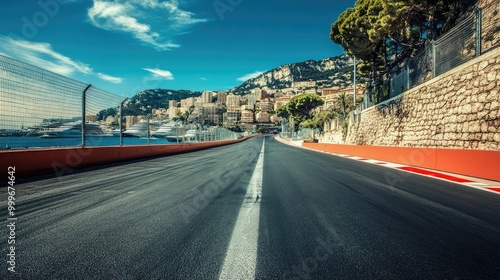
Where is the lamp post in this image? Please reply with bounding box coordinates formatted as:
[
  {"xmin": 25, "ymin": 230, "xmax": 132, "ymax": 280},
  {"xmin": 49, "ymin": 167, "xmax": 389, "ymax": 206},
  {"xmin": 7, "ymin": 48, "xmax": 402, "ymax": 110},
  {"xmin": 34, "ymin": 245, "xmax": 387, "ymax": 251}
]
[
  {"xmin": 119, "ymin": 98, "xmax": 129, "ymax": 146},
  {"xmin": 353, "ymin": 56, "xmax": 357, "ymax": 107}
]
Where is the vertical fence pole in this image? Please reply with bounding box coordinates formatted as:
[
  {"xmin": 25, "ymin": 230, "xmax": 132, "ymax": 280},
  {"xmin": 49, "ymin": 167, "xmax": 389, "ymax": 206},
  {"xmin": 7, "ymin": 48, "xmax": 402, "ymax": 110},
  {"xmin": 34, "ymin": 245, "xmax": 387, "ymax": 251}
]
[
  {"xmin": 146, "ymin": 114, "xmax": 152, "ymax": 145},
  {"xmin": 406, "ymin": 63, "xmax": 410, "ymax": 90},
  {"xmin": 82, "ymin": 84, "xmax": 92, "ymax": 148},
  {"xmin": 432, "ymin": 40, "xmax": 437, "ymax": 78},
  {"xmin": 475, "ymin": 6, "xmax": 482, "ymax": 57},
  {"xmin": 120, "ymin": 98, "xmax": 129, "ymax": 146}
]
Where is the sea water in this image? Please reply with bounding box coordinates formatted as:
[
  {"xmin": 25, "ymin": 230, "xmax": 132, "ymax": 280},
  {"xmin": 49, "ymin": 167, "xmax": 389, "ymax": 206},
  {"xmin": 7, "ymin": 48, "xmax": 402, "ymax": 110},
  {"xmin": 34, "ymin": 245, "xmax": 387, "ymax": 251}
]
[{"xmin": 0, "ymin": 136, "xmax": 175, "ymax": 150}]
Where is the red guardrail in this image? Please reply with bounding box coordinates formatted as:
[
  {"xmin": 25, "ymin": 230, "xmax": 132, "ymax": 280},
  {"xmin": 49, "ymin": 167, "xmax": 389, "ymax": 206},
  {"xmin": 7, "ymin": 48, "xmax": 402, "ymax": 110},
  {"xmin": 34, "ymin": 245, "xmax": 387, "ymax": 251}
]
[{"xmin": 302, "ymin": 143, "xmax": 500, "ymax": 182}]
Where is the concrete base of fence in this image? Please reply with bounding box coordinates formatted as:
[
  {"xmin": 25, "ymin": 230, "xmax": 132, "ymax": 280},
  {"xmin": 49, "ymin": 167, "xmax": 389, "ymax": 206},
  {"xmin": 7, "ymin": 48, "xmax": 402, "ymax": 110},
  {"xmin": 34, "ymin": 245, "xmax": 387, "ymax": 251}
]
[
  {"xmin": 302, "ymin": 143, "xmax": 500, "ymax": 182},
  {"xmin": 0, "ymin": 137, "xmax": 253, "ymax": 182}
]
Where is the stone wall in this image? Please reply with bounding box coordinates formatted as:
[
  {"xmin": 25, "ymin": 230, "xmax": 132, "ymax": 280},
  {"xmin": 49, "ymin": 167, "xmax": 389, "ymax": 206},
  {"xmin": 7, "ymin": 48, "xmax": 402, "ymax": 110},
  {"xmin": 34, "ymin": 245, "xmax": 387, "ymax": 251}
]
[
  {"xmin": 478, "ymin": 0, "xmax": 500, "ymax": 53},
  {"xmin": 320, "ymin": 47, "xmax": 500, "ymax": 151}
]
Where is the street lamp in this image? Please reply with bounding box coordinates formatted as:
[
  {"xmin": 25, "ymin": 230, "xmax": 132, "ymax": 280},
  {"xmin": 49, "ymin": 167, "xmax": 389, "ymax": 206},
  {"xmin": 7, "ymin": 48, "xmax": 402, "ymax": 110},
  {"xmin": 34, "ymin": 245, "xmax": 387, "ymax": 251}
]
[{"xmin": 353, "ymin": 56, "xmax": 357, "ymax": 107}]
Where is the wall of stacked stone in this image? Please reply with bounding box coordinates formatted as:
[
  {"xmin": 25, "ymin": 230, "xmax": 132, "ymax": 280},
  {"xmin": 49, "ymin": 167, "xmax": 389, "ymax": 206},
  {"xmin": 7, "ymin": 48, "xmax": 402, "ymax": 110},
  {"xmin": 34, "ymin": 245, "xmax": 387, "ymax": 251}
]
[
  {"xmin": 478, "ymin": 0, "xmax": 500, "ymax": 53},
  {"xmin": 320, "ymin": 47, "xmax": 499, "ymax": 151}
]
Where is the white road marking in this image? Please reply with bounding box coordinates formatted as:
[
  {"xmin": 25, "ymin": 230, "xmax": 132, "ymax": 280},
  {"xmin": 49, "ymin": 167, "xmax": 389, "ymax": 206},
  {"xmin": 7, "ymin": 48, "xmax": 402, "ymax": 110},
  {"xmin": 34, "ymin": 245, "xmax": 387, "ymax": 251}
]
[{"xmin": 219, "ymin": 138, "xmax": 265, "ymax": 280}]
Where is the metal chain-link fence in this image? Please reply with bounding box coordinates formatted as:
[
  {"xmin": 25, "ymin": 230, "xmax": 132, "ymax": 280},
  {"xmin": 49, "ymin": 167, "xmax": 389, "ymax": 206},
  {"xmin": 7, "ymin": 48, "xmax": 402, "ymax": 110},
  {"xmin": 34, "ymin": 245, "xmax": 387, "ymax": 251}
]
[
  {"xmin": 408, "ymin": 44, "xmax": 434, "ymax": 89},
  {"xmin": 0, "ymin": 54, "xmax": 241, "ymax": 150},
  {"xmin": 388, "ymin": 1, "xmax": 499, "ymax": 99},
  {"xmin": 434, "ymin": 14, "xmax": 477, "ymax": 77},
  {"xmin": 0, "ymin": 54, "xmax": 90, "ymax": 149}
]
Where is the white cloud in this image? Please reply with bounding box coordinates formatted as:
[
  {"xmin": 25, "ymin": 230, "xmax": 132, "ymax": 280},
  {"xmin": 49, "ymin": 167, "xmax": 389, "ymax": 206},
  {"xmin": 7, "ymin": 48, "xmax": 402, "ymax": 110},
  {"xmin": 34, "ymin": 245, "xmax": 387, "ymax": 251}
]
[
  {"xmin": 88, "ymin": 0, "xmax": 207, "ymax": 51},
  {"xmin": 200, "ymin": 77, "xmax": 207, "ymax": 81},
  {"xmin": 143, "ymin": 67, "xmax": 174, "ymax": 80},
  {"xmin": 237, "ymin": 71, "xmax": 264, "ymax": 82},
  {"xmin": 97, "ymin": 73, "xmax": 124, "ymax": 84},
  {"xmin": 0, "ymin": 35, "xmax": 123, "ymax": 83}
]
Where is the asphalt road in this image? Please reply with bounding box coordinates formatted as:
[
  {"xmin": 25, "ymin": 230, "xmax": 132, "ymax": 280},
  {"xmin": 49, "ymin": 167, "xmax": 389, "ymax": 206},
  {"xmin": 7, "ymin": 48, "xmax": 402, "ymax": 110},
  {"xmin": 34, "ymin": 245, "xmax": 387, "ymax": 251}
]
[{"xmin": 1, "ymin": 136, "xmax": 500, "ymax": 279}]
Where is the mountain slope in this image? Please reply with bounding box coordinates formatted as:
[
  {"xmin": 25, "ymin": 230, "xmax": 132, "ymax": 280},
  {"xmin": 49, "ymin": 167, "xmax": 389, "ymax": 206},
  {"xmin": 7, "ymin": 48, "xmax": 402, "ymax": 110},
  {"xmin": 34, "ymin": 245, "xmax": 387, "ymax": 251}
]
[
  {"xmin": 97, "ymin": 89, "xmax": 201, "ymax": 120},
  {"xmin": 232, "ymin": 54, "xmax": 363, "ymax": 94}
]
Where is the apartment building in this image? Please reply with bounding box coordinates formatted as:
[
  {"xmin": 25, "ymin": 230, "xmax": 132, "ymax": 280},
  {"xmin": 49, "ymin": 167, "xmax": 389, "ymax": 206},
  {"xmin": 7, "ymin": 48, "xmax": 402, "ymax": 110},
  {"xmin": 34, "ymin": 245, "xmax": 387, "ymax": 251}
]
[
  {"xmin": 181, "ymin": 97, "xmax": 196, "ymax": 108},
  {"xmin": 241, "ymin": 110, "xmax": 254, "ymax": 123},
  {"xmin": 321, "ymin": 87, "xmax": 364, "ymax": 107},
  {"xmin": 202, "ymin": 91, "xmax": 214, "ymax": 104},
  {"xmin": 274, "ymin": 95, "xmax": 292, "ymax": 111},
  {"xmin": 226, "ymin": 94, "xmax": 241, "ymax": 111},
  {"xmin": 223, "ymin": 111, "xmax": 241, "ymax": 127},
  {"xmin": 217, "ymin": 91, "xmax": 227, "ymax": 105},
  {"xmin": 256, "ymin": 111, "xmax": 270, "ymax": 123},
  {"xmin": 257, "ymin": 101, "xmax": 274, "ymax": 112},
  {"xmin": 254, "ymin": 88, "xmax": 268, "ymax": 100}
]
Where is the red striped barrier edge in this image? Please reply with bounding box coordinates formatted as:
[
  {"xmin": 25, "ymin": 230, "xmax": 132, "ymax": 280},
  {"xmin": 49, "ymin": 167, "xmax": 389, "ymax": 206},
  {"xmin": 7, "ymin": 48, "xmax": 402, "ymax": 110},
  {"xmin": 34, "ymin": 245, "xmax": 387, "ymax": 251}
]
[{"xmin": 302, "ymin": 143, "xmax": 500, "ymax": 182}]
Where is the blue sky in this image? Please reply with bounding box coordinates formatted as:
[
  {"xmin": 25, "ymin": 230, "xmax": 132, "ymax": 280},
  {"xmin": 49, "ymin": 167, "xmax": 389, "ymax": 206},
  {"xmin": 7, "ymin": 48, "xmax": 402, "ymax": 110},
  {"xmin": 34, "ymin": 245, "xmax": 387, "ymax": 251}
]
[{"xmin": 0, "ymin": 0, "xmax": 355, "ymax": 97}]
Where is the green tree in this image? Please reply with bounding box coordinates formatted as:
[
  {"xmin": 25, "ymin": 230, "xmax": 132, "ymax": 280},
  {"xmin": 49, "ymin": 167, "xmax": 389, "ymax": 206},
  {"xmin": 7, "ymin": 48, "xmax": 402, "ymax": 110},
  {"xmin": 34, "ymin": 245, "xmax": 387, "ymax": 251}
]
[
  {"xmin": 286, "ymin": 94, "xmax": 324, "ymax": 129},
  {"xmin": 330, "ymin": 0, "xmax": 476, "ymax": 103},
  {"xmin": 276, "ymin": 105, "xmax": 290, "ymax": 119},
  {"xmin": 335, "ymin": 92, "xmax": 352, "ymax": 118}
]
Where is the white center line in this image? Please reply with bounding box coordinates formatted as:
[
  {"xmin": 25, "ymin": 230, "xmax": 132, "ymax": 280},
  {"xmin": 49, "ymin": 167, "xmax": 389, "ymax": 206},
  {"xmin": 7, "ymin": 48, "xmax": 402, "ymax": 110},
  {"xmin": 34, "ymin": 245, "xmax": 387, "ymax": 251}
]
[{"xmin": 219, "ymin": 137, "xmax": 265, "ymax": 280}]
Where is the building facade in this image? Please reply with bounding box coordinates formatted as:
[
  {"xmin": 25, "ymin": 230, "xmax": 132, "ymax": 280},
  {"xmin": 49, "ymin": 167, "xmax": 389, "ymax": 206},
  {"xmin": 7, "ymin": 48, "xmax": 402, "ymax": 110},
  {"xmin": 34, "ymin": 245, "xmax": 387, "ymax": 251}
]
[{"xmin": 226, "ymin": 94, "xmax": 241, "ymax": 111}]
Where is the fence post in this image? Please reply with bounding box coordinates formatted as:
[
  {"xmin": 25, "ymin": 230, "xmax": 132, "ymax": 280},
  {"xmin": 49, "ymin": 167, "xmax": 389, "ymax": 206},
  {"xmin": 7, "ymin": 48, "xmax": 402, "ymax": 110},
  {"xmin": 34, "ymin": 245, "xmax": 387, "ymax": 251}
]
[
  {"xmin": 406, "ymin": 63, "xmax": 410, "ymax": 90},
  {"xmin": 474, "ymin": 6, "xmax": 482, "ymax": 57},
  {"xmin": 82, "ymin": 84, "xmax": 92, "ymax": 148},
  {"xmin": 119, "ymin": 98, "xmax": 129, "ymax": 146},
  {"xmin": 432, "ymin": 40, "xmax": 437, "ymax": 78}
]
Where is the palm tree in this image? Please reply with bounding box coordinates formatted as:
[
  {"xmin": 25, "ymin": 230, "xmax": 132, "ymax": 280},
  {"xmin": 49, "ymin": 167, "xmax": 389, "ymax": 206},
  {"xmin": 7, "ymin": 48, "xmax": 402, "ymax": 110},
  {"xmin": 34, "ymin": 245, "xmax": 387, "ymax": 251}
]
[{"xmin": 335, "ymin": 92, "xmax": 352, "ymax": 117}]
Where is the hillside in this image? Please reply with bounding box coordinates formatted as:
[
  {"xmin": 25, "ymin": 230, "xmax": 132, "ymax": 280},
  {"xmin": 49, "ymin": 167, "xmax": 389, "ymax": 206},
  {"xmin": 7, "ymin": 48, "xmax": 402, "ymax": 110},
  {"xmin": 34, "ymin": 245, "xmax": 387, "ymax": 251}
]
[
  {"xmin": 97, "ymin": 89, "xmax": 201, "ymax": 120},
  {"xmin": 232, "ymin": 54, "xmax": 364, "ymax": 94}
]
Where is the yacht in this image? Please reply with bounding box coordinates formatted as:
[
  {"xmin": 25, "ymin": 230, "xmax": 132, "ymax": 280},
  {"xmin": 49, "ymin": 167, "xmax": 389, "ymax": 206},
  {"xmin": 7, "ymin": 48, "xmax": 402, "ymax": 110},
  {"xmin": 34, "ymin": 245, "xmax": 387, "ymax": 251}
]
[
  {"xmin": 40, "ymin": 122, "xmax": 104, "ymax": 138},
  {"xmin": 122, "ymin": 121, "xmax": 162, "ymax": 138},
  {"xmin": 111, "ymin": 129, "xmax": 122, "ymax": 137},
  {"xmin": 184, "ymin": 129, "xmax": 199, "ymax": 143},
  {"xmin": 152, "ymin": 122, "xmax": 185, "ymax": 138},
  {"xmin": 122, "ymin": 121, "xmax": 149, "ymax": 138}
]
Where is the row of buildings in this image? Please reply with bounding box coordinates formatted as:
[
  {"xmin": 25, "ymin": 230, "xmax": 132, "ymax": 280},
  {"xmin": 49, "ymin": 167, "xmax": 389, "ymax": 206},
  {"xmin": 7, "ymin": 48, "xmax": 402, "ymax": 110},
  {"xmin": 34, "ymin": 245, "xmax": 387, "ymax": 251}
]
[
  {"xmin": 159, "ymin": 89, "xmax": 278, "ymax": 130},
  {"xmin": 139, "ymin": 85, "xmax": 364, "ymax": 130}
]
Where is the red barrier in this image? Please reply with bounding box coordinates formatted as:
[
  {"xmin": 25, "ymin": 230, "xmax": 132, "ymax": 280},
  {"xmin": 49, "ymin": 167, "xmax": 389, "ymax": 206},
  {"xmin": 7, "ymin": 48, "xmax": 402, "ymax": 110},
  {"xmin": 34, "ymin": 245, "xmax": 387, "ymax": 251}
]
[
  {"xmin": 435, "ymin": 149, "xmax": 500, "ymax": 182},
  {"xmin": 302, "ymin": 143, "xmax": 499, "ymax": 182},
  {"xmin": 0, "ymin": 136, "xmax": 255, "ymax": 181}
]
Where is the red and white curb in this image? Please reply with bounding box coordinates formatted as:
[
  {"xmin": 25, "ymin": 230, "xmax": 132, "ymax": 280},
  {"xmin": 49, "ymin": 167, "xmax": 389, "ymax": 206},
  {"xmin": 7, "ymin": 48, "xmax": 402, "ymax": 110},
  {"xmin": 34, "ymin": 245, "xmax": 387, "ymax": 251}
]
[
  {"xmin": 330, "ymin": 153, "xmax": 500, "ymax": 195},
  {"xmin": 275, "ymin": 137, "xmax": 500, "ymax": 195}
]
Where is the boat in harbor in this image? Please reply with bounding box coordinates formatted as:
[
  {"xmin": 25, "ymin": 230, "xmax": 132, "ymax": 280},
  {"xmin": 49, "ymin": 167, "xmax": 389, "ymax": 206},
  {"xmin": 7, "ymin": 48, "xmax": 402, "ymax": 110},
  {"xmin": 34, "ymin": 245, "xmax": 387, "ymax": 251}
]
[
  {"xmin": 122, "ymin": 121, "xmax": 149, "ymax": 138},
  {"xmin": 40, "ymin": 122, "xmax": 104, "ymax": 138},
  {"xmin": 184, "ymin": 129, "xmax": 199, "ymax": 143},
  {"xmin": 111, "ymin": 129, "xmax": 122, "ymax": 137},
  {"xmin": 152, "ymin": 121, "xmax": 185, "ymax": 138}
]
